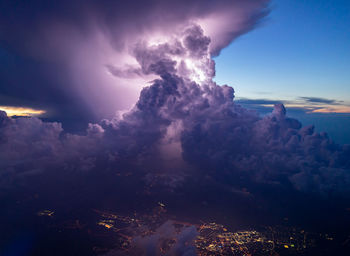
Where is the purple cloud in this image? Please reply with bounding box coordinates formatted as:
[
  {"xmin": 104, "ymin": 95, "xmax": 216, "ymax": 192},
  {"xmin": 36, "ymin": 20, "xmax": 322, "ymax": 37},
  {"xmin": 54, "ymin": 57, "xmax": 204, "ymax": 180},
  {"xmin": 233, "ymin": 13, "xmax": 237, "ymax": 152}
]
[
  {"xmin": 1, "ymin": 1, "xmax": 349, "ymax": 199},
  {"xmin": 0, "ymin": 0, "xmax": 269, "ymax": 122}
]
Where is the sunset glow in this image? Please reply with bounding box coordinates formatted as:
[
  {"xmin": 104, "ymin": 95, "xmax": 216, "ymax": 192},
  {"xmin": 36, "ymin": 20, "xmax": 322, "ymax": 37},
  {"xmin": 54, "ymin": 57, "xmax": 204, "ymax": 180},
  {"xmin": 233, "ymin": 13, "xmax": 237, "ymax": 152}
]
[{"xmin": 0, "ymin": 106, "xmax": 46, "ymax": 116}]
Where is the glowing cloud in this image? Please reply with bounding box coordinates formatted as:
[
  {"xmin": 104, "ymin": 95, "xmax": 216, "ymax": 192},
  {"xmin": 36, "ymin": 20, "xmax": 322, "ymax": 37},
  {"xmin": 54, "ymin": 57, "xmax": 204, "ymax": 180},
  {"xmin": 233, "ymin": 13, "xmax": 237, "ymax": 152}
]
[{"xmin": 0, "ymin": 0, "xmax": 269, "ymax": 121}]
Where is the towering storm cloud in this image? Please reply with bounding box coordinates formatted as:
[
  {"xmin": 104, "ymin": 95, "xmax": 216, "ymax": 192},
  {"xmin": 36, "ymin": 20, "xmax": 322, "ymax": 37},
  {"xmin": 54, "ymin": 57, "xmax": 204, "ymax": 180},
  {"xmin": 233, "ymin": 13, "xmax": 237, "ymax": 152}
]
[
  {"xmin": 1, "ymin": 6, "xmax": 350, "ymax": 199},
  {"xmin": 0, "ymin": 0, "xmax": 268, "ymax": 125}
]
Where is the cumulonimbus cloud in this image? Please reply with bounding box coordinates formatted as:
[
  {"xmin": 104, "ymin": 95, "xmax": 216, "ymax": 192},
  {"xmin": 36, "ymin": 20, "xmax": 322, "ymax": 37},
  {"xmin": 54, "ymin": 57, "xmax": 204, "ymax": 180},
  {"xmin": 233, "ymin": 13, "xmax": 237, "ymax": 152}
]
[
  {"xmin": 1, "ymin": 17, "xmax": 350, "ymax": 198},
  {"xmin": 0, "ymin": 0, "xmax": 269, "ymax": 122}
]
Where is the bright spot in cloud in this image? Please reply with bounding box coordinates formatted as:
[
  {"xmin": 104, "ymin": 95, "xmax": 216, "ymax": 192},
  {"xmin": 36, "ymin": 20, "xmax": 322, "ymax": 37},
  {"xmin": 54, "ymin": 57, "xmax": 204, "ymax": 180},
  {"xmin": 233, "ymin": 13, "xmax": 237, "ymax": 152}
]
[{"xmin": 184, "ymin": 59, "xmax": 207, "ymax": 84}]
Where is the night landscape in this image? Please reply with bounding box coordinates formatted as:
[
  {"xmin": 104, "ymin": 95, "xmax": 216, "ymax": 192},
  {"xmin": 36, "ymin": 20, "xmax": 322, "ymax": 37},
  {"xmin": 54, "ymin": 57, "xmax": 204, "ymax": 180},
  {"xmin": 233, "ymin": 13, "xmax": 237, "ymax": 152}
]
[{"xmin": 0, "ymin": 1, "xmax": 350, "ymax": 255}]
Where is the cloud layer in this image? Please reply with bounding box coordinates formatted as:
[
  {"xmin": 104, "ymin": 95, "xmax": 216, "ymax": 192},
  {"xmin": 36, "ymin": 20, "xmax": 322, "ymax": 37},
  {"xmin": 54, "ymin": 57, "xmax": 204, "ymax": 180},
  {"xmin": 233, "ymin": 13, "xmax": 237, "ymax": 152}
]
[{"xmin": 0, "ymin": 20, "xmax": 349, "ymax": 197}]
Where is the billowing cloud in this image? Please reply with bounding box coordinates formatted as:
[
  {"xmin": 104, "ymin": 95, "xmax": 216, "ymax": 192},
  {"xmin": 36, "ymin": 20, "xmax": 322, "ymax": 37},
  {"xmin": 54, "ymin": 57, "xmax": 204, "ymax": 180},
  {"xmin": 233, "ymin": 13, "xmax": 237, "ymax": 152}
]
[
  {"xmin": 0, "ymin": 0, "xmax": 269, "ymax": 126},
  {"xmin": 0, "ymin": 22, "xmax": 349, "ymax": 197}
]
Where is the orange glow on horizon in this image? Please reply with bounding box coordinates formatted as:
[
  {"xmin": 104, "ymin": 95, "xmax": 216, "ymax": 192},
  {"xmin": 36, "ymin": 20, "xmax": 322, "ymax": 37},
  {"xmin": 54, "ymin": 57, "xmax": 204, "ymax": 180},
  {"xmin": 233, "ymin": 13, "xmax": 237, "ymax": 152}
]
[
  {"xmin": 0, "ymin": 106, "xmax": 46, "ymax": 117},
  {"xmin": 310, "ymin": 106, "xmax": 350, "ymax": 113}
]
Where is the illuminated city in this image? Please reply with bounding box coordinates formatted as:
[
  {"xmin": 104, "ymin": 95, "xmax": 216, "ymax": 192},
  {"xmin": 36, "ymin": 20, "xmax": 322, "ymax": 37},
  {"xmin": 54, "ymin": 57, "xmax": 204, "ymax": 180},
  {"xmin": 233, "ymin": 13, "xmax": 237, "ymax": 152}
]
[{"xmin": 33, "ymin": 204, "xmax": 348, "ymax": 256}]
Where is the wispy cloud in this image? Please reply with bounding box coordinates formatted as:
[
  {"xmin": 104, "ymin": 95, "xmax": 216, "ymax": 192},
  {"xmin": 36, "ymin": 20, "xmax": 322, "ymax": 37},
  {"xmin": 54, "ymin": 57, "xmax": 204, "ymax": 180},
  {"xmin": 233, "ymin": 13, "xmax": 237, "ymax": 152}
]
[
  {"xmin": 299, "ymin": 97, "xmax": 340, "ymax": 105},
  {"xmin": 237, "ymin": 96, "xmax": 350, "ymax": 114}
]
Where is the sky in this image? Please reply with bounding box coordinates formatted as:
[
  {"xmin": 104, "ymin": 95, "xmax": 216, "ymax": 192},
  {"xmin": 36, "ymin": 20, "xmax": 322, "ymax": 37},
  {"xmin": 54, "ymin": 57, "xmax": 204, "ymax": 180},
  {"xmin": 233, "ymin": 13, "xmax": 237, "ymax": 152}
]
[
  {"xmin": 215, "ymin": 0, "xmax": 350, "ymax": 143},
  {"xmin": 215, "ymin": 0, "xmax": 350, "ymax": 104}
]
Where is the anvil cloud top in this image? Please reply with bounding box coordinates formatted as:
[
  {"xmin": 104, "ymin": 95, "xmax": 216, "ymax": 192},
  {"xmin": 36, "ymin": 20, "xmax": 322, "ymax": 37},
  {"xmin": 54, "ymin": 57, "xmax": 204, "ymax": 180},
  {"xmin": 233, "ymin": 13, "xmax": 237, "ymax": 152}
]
[{"xmin": 0, "ymin": 0, "xmax": 268, "ymax": 125}]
